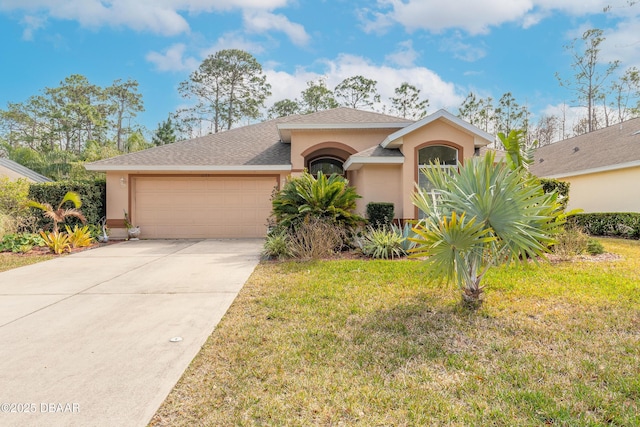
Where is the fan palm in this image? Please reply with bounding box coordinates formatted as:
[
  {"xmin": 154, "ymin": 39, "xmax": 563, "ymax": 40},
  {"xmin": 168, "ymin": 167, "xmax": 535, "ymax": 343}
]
[
  {"xmin": 410, "ymin": 151, "xmax": 565, "ymax": 308},
  {"xmin": 28, "ymin": 191, "xmax": 87, "ymax": 233}
]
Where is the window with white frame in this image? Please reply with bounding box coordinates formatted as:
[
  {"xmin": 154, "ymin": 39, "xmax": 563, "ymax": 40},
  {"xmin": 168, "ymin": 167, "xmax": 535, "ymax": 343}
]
[
  {"xmin": 417, "ymin": 145, "xmax": 458, "ymax": 192},
  {"xmin": 417, "ymin": 145, "xmax": 458, "ymax": 217}
]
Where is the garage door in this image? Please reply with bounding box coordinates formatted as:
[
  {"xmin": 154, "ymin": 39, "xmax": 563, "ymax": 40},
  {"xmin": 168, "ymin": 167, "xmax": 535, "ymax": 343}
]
[{"xmin": 134, "ymin": 176, "xmax": 277, "ymax": 238}]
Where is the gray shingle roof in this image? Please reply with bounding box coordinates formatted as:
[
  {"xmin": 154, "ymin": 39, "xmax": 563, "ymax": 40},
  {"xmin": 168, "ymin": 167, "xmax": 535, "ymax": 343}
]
[
  {"xmin": 530, "ymin": 117, "xmax": 640, "ymax": 177},
  {"xmin": 87, "ymin": 115, "xmax": 298, "ymax": 170},
  {"xmin": 283, "ymin": 107, "xmax": 412, "ymax": 125},
  {"xmin": 352, "ymin": 145, "xmax": 404, "ymax": 158},
  {"xmin": 86, "ymin": 108, "xmax": 411, "ymax": 171},
  {"xmin": 0, "ymin": 158, "xmax": 52, "ymax": 182}
]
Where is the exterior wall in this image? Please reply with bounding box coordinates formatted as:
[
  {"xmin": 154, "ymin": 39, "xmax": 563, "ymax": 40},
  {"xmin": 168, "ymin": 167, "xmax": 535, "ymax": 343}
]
[
  {"xmin": 350, "ymin": 165, "xmax": 403, "ymax": 219},
  {"xmin": 398, "ymin": 121, "xmax": 476, "ymax": 219},
  {"xmin": 290, "ymin": 128, "xmax": 394, "ymax": 172},
  {"xmin": 558, "ymin": 166, "xmax": 640, "ymax": 213},
  {"xmin": 105, "ymin": 170, "xmax": 289, "ymax": 239}
]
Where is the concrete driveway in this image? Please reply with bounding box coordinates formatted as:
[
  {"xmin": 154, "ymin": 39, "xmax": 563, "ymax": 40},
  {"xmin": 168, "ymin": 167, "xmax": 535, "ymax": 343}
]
[{"xmin": 0, "ymin": 239, "xmax": 263, "ymax": 427}]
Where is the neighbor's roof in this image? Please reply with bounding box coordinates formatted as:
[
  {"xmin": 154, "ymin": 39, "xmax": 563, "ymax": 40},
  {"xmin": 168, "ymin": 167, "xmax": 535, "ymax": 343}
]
[
  {"xmin": 86, "ymin": 108, "xmax": 412, "ymax": 171},
  {"xmin": 0, "ymin": 158, "xmax": 53, "ymax": 182},
  {"xmin": 531, "ymin": 117, "xmax": 640, "ymax": 178}
]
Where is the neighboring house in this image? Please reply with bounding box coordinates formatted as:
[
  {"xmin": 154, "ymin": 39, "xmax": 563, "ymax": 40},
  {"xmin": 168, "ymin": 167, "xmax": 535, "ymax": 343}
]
[
  {"xmin": 0, "ymin": 158, "xmax": 52, "ymax": 183},
  {"xmin": 531, "ymin": 117, "xmax": 640, "ymax": 213},
  {"xmin": 86, "ymin": 107, "xmax": 493, "ymax": 239}
]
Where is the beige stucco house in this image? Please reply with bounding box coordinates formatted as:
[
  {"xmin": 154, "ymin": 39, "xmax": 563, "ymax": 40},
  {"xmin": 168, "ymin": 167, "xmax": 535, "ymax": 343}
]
[
  {"xmin": 0, "ymin": 158, "xmax": 52, "ymax": 183},
  {"xmin": 531, "ymin": 116, "xmax": 640, "ymax": 213},
  {"xmin": 86, "ymin": 107, "xmax": 493, "ymax": 239}
]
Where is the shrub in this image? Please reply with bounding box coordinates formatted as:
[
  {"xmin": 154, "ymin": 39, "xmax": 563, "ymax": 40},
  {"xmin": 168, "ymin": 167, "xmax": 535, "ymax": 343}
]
[
  {"xmin": 39, "ymin": 231, "xmax": 71, "ymax": 254},
  {"xmin": 539, "ymin": 178, "xmax": 570, "ymax": 211},
  {"xmin": 361, "ymin": 226, "xmax": 405, "ymax": 259},
  {"xmin": 586, "ymin": 239, "xmax": 605, "ymax": 255},
  {"xmin": 553, "ymin": 225, "xmax": 588, "ymax": 260},
  {"xmin": 271, "ymin": 171, "xmax": 363, "ymax": 230},
  {"xmin": 28, "ymin": 180, "xmax": 106, "ymax": 229},
  {"xmin": 366, "ymin": 202, "xmax": 394, "ymax": 229},
  {"xmin": 393, "ymin": 222, "xmax": 417, "ymax": 253},
  {"xmin": 288, "ymin": 218, "xmax": 345, "ymax": 260},
  {"xmin": 0, "ymin": 233, "xmax": 45, "ymax": 253},
  {"xmin": 262, "ymin": 229, "xmax": 291, "ymax": 260},
  {"xmin": 65, "ymin": 225, "xmax": 94, "ymax": 248},
  {"xmin": 570, "ymin": 212, "xmax": 640, "ymax": 239},
  {"xmin": 0, "ymin": 177, "xmax": 32, "ymax": 234}
]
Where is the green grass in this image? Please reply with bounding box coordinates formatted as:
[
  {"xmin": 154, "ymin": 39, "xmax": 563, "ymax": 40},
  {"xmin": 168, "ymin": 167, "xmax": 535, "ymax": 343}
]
[
  {"xmin": 151, "ymin": 238, "xmax": 640, "ymax": 426},
  {"xmin": 0, "ymin": 252, "xmax": 55, "ymax": 272}
]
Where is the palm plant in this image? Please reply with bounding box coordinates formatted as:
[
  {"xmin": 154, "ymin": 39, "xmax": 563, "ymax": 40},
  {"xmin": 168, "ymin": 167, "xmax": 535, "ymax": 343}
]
[
  {"xmin": 271, "ymin": 171, "xmax": 364, "ymax": 229},
  {"xmin": 410, "ymin": 151, "xmax": 565, "ymax": 308},
  {"xmin": 497, "ymin": 129, "xmax": 536, "ymax": 170},
  {"xmin": 27, "ymin": 191, "xmax": 87, "ymax": 233}
]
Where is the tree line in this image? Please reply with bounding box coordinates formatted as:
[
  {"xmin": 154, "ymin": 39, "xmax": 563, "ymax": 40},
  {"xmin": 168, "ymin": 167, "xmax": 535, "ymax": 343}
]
[{"xmin": 1, "ymin": 27, "xmax": 639, "ymax": 180}]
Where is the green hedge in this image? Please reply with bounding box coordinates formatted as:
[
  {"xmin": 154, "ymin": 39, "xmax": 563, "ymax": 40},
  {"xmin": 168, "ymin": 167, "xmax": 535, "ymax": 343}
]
[
  {"xmin": 570, "ymin": 212, "xmax": 640, "ymax": 239},
  {"xmin": 28, "ymin": 180, "xmax": 106, "ymax": 230},
  {"xmin": 366, "ymin": 202, "xmax": 394, "ymax": 229},
  {"xmin": 539, "ymin": 178, "xmax": 570, "ymax": 211}
]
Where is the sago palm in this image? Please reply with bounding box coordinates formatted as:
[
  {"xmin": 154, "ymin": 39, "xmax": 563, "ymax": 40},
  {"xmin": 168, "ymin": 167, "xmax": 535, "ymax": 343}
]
[
  {"xmin": 272, "ymin": 171, "xmax": 363, "ymax": 229},
  {"xmin": 28, "ymin": 191, "xmax": 87, "ymax": 233},
  {"xmin": 410, "ymin": 151, "xmax": 565, "ymax": 308}
]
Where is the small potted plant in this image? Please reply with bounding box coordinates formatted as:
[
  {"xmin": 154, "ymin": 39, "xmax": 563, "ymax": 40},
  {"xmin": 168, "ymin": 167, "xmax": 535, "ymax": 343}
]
[{"xmin": 124, "ymin": 210, "xmax": 141, "ymax": 240}]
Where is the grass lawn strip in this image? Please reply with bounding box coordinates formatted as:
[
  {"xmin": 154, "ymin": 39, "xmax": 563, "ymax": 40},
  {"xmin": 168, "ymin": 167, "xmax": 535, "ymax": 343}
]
[
  {"xmin": 0, "ymin": 252, "xmax": 55, "ymax": 272},
  {"xmin": 151, "ymin": 238, "xmax": 639, "ymax": 426}
]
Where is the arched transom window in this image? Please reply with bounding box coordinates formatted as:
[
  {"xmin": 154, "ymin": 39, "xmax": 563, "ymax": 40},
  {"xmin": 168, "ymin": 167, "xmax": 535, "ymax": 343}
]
[
  {"xmin": 308, "ymin": 156, "xmax": 345, "ymax": 177},
  {"xmin": 417, "ymin": 145, "xmax": 458, "ymax": 193}
]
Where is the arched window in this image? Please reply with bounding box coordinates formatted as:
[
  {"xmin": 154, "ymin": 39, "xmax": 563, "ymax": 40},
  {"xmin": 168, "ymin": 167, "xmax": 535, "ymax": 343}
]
[
  {"xmin": 417, "ymin": 145, "xmax": 458, "ymax": 193},
  {"xmin": 308, "ymin": 156, "xmax": 345, "ymax": 177}
]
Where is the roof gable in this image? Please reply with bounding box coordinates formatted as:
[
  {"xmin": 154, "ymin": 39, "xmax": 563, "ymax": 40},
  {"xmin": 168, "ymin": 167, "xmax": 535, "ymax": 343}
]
[
  {"xmin": 531, "ymin": 117, "xmax": 640, "ymax": 178},
  {"xmin": 380, "ymin": 109, "xmax": 494, "ymax": 149}
]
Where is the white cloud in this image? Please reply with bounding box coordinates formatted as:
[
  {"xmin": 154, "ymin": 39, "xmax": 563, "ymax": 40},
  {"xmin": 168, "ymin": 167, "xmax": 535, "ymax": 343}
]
[
  {"xmin": 385, "ymin": 39, "xmax": 419, "ymax": 67},
  {"xmin": 201, "ymin": 32, "xmax": 266, "ymax": 57},
  {"xmin": 439, "ymin": 32, "xmax": 486, "ymax": 62},
  {"xmin": 359, "ymin": 0, "xmax": 613, "ymax": 35},
  {"xmin": 601, "ymin": 13, "xmax": 640, "ymax": 68},
  {"xmin": 146, "ymin": 43, "xmax": 199, "ymax": 72},
  {"xmin": 20, "ymin": 14, "xmax": 46, "ymax": 40},
  {"xmin": 0, "ymin": 0, "xmax": 294, "ymax": 36},
  {"xmin": 265, "ymin": 54, "xmax": 464, "ymax": 113},
  {"xmin": 243, "ymin": 10, "xmax": 309, "ymax": 46}
]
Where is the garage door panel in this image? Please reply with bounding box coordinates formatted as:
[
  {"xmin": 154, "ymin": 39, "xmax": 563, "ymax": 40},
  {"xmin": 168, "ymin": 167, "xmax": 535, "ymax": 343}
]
[{"xmin": 134, "ymin": 176, "xmax": 275, "ymax": 238}]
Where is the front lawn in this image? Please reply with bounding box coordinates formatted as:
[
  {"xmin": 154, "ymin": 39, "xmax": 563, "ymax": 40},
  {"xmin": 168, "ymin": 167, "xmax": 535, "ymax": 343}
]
[
  {"xmin": 151, "ymin": 238, "xmax": 640, "ymax": 426},
  {"xmin": 0, "ymin": 252, "xmax": 55, "ymax": 272}
]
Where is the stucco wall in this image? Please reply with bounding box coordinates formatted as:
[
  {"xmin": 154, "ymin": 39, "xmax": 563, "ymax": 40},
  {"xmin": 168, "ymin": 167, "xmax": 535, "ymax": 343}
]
[
  {"xmin": 560, "ymin": 166, "xmax": 640, "ymax": 213},
  {"xmin": 398, "ymin": 121, "xmax": 476, "ymax": 219},
  {"xmin": 350, "ymin": 165, "xmax": 403, "ymax": 219},
  {"xmin": 289, "ymin": 129, "xmax": 395, "ymax": 171}
]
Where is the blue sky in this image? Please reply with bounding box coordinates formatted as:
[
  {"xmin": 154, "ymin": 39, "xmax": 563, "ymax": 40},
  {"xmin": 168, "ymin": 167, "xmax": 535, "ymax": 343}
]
[{"xmin": 0, "ymin": 0, "xmax": 638, "ymax": 136}]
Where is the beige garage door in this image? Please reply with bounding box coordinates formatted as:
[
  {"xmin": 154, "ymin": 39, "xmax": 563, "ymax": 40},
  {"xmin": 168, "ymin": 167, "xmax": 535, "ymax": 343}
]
[{"xmin": 134, "ymin": 176, "xmax": 277, "ymax": 238}]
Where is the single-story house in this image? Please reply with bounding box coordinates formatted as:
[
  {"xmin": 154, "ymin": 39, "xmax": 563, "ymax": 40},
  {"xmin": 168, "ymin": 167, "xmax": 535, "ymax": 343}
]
[
  {"xmin": 86, "ymin": 107, "xmax": 493, "ymax": 239},
  {"xmin": 530, "ymin": 116, "xmax": 640, "ymax": 213},
  {"xmin": 0, "ymin": 158, "xmax": 52, "ymax": 183}
]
